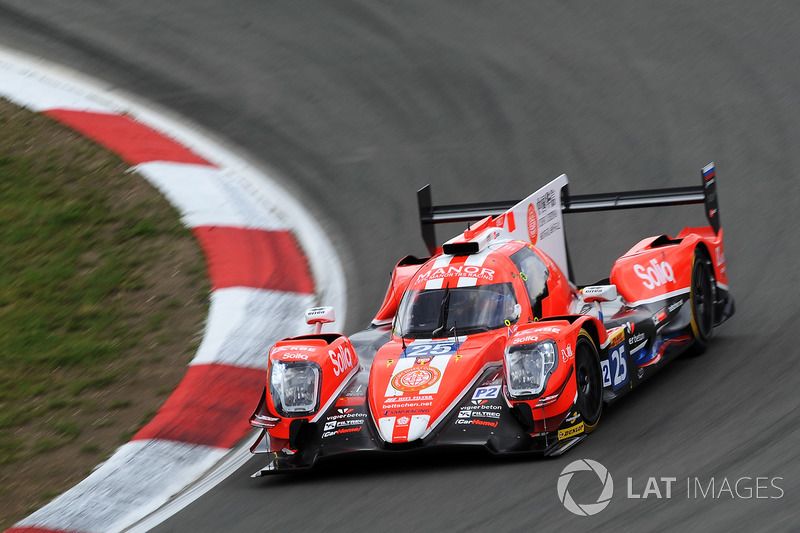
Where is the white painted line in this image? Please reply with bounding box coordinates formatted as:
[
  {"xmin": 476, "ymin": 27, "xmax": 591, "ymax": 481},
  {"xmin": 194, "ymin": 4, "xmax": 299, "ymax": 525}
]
[
  {"xmin": 135, "ymin": 162, "xmax": 286, "ymax": 230},
  {"xmin": 14, "ymin": 440, "xmax": 229, "ymax": 533}
]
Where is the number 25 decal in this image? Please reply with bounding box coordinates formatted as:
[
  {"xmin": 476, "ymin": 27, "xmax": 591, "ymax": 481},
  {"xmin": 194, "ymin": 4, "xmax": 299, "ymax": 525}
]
[
  {"xmin": 403, "ymin": 341, "xmax": 461, "ymax": 358},
  {"xmin": 601, "ymin": 345, "xmax": 629, "ymax": 391}
]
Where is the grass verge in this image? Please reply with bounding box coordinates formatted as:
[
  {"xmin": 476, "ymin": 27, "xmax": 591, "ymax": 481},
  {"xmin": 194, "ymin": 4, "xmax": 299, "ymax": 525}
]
[{"xmin": 0, "ymin": 99, "xmax": 210, "ymax": 529}]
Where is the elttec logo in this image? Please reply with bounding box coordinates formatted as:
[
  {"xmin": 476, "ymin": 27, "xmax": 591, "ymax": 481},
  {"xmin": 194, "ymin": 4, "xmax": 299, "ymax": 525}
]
[{"xmin": 557, "ymin": 459, "xmax": 614, "ymax": 516}]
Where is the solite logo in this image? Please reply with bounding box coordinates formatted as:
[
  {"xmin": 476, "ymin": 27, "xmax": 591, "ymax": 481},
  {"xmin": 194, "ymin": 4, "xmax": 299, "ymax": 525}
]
[{"xmin": 557, "ymin": 459, "xmax": 614, "ymax": 516}]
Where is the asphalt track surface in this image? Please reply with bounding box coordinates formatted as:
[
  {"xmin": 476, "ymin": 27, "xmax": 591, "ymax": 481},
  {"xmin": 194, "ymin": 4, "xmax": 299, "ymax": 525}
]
[{"xmin": 2, "ymin": 2, "xmax": 799, "ymax": 531}]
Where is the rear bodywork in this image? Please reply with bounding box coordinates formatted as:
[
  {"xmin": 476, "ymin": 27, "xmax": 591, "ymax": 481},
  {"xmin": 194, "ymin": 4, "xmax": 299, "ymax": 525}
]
[{"xmin": 249, "ymin": 162, "xmax": 734, "ymax": 475}]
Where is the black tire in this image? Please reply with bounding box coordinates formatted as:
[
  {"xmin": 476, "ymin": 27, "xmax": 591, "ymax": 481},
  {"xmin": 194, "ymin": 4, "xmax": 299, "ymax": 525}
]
[
  {"xmin": 575, "ymin": 330, "xmax": 603, "ymax": 432},
  {"xmin": 687, "ymin": 249, "xmax": 716, "ymax": 356}
]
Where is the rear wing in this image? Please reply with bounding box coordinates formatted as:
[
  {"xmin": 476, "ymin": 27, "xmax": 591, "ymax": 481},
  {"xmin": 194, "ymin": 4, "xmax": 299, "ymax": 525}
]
[{"xmin": 417, "ymin": 162, "xmax": 721, "ymax": 282}]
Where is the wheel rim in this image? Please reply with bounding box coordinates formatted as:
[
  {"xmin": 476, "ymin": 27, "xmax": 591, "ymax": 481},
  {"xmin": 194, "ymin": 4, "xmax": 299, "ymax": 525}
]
[{"xmin": 575, "ymin": 339, "xmax": 602, "ymax": 424}]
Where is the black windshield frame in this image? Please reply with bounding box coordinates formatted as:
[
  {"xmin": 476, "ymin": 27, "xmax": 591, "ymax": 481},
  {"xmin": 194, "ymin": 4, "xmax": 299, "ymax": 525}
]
[{"xmin": 395, "ymin": 282, "xmax": 519, "ymax": 339}]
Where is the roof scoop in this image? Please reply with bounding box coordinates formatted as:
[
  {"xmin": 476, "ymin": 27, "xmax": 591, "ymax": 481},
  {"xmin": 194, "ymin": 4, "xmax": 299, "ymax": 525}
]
[{"xmin": 442, "ymin": 216, "xmax": 502, "ymax": 255}]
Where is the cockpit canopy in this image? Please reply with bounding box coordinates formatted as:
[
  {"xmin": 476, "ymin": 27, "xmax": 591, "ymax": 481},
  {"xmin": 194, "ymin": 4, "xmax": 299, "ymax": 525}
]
[{"xmin": 394, "ymin": 282, "xmax": 520, "ymax": 339}]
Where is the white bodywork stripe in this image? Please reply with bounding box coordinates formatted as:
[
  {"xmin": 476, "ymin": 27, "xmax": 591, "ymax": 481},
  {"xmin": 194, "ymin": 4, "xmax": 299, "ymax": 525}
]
[
  {"xmin": 378, "ymin": 417, "xmax": 396, "ymax": 442},
  {"xmin": 407, "ymin": 415, "xmax": 431, "ymax": 441},
  {"xmin": 627, "ymin": 287, "xmax": 690, "ymax": 307},
  {"xmin": 424, "ymin": 255, "xmax": 454, "ymax": 290},
  {"xmin": 456, "ymin": 253, "xmax": 489, "ymax": 287}
]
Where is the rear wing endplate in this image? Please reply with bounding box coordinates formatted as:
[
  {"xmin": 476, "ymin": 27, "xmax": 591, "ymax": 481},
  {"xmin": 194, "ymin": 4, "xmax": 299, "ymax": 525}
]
[{"xmin": 418, "ymin": 162, "xmax": 721, "ymax": 281}]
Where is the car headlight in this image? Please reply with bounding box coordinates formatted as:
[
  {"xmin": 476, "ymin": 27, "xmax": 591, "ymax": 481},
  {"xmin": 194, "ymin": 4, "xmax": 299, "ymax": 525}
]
[
  {"xmin": 504, "ymin": 340, "xmax": 557, "ymax": 397},
  {"xmin": 269, "ymin": 360, "xmax": 321, "ymax": 417}
]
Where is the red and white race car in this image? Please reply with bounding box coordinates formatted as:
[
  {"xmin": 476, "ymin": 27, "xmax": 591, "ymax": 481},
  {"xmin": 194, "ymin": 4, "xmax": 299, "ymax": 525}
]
[{"xmin": 249, "ymin": 163, "xmax": 734, "ymax": 474}]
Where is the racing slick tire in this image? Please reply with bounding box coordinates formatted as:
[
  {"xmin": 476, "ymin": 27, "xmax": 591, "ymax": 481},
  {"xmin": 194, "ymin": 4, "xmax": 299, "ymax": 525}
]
[
  {"xmin": 687, "ymin": 248, "xmax": 716, "ymax": 356},
  {"xmin": 575, "ymin": 330, "xmax": 603, "ymax": 433}
]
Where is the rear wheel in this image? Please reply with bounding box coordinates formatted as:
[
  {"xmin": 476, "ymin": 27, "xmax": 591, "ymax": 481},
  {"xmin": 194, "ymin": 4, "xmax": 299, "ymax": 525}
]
[
  {"xmin": 687, "ymin": 249, "xmax": 716, "ymax": 355},
  {"xmin": 575, "ymin": 331, "xmax": 603, "ymax": 432}
]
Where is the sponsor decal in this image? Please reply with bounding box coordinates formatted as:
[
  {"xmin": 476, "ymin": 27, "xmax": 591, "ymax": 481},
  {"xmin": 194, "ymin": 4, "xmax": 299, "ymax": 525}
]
[
  {"xmin": 322, "ymin": 426, "xmax": 362, "ymax": 438},
  {"xmin": 472, "ymin": 385, "xmax": 501, "ymax": 400},
  {"xmin": 272, "ymin": 345, "xmax": 316, "ymax": 354},
  {"xmin": 324, "ymin": 421, "xmax": 336, "ymax": 431},
  {"xmin": 326, "ymin": 411, "xmax": 368, "ymax": 421},
  {"xmin": 455, "ymin": 419, "xmax": 499, "ymax": 428},
  {"xmin": 668, "ymin": 300, "xmax": 684, "ymax": 313},
  {"xmin": 381, "ymin": 402, "xmax": 433, "ymax": 413},
  {"xmin": 415, "ymin": 265, "xmax": 495, "ymax": 284},
  {"xmin": 608, "ymin": 327, "xmax": 626, "ymax": 348},
  {"xmin": 582, "ymin": 286, "xmax": 606, "ymax": 298},
  {"xmin": 462, "ymin": 404, "xmax": 502, "ymax": 410},
  {"xmin": 513, "ymin": 334, "xmax": 539, "ymax": 345},
  {"xmin": 527, "ymin": 203, "xmax": 538, "ymax": 244},
  {"xmin": 565, "ymin": 411, "xmax": 580, "ymax": 423},
  {"xmin": 384, "ymin": 408, "xmax": 430, "ymax": 416},
  {"xmin": 459, "ymin": 409, "xmax": 501, "ymax": 419},
  {"xmin": 279, "ymin": 353, "xmax": 309, "ymax": 360},
  {"xmin": 402, "ymin": 340, "xmax": 462, "ymax": 358},
  {"xmin": 601, "ymin": 342, "xmax": 629, "ymax": 391},
  {"xmin": 634, "ymin": 259, "xmax": 675, "ymax": 290},
  {"xmin": 391, "ymin": 366, "xmax": 441, "ymax": 392},
  {"xmin": 336, "ymin": 419, "xmax": 364, "ymax": 427},
  {"xmin": 557, "ymin": 421, "xmax": 585, "ymax": 440},
  {"xmin": 328, "ymin": 344, "xmax": 355, "ymax": 377},
  {"xmin": 383, "ymin": 395, "xmax": 434, "ymax": 404},
  {"xmin": 537, "ymin": 190, "xmax": 558, "ymax": 213},
  {"xmin": 628, "ymin": 332, "xmax": 646, "ymax": 346},
  {"xmin": 560, "ymin": 344, "xmax": 573, "ymax": 363},
  {"xmin": 652, "ymin": 308, "xmax": 667, "ymax": 325},
  {"xmin": 397, "ymin": 416, "xmax": 410, "ymax": 426}
]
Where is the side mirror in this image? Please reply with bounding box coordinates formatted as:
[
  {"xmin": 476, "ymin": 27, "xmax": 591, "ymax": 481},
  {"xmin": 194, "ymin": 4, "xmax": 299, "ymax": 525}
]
[
  {"xmin": 305, "ymin": 306, "xmax": 335, "ymax": 334},
  {"xmin": 582, "ymin": 285, "xmax": 618, "ymax": 303}
]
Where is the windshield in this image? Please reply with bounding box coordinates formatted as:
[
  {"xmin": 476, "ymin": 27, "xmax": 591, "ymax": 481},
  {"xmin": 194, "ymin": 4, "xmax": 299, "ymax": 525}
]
[{"xmin": 395, "ymin": 282, "xmax": 519, "ymax": 339}]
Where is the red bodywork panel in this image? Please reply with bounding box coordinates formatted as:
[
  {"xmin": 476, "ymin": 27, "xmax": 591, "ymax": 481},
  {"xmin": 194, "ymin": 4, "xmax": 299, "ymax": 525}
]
[{"xmin": 611, "ymin": 227, "xmax": 728, "ymax": 305}]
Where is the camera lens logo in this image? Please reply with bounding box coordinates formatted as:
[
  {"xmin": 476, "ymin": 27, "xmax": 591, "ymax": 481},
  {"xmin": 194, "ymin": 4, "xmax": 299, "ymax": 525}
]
[{"xmin": 557, "ymin": 459, "xmax": 614, "ymax": 516}]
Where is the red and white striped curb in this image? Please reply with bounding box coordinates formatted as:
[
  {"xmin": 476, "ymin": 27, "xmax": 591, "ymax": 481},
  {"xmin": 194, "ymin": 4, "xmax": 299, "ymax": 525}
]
[{"xmin": 1, "ymin": 47, "xmax": 346, "ymax": 533}]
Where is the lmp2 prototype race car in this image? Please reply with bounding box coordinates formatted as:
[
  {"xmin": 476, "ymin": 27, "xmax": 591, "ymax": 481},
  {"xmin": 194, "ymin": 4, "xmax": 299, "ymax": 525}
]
[{"xmin": 248, "ymin": 162, "xmax": 734, "ymax": 475}]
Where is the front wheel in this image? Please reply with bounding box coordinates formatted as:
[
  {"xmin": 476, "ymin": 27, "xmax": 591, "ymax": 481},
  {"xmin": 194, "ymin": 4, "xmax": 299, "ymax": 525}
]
[{"xmin": 574, "ymin": 330, "xmax": 603, "ymax": 432}]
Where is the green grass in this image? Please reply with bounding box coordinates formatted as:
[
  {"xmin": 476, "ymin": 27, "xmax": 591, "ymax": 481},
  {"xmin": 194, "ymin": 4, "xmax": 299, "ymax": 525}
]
[
  {"xmin": 0, "ymin": 102, "xmax": 201, "ymax": 435},
  {"xmin": 0, "ymin": 99, "xmax": 210, "ymax": 528}
]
